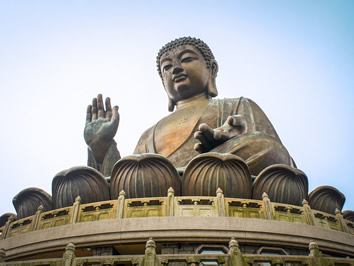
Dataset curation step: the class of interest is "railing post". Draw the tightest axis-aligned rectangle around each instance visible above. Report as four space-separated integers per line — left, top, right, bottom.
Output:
71 196 81 224
62 242 75 266
335 208 349 233
0 248 5 262
302 199 315 226
228 238 245 266
143 238 158 266
1 215 15 240
262 192 273 220
32 205 44 231
117 190 126 219
167 187 175 216
308 241 325 266
216 188 226 217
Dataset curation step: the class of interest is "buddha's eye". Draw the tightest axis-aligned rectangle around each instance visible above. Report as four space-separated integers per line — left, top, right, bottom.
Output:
181 56 195 63
162 64 172 72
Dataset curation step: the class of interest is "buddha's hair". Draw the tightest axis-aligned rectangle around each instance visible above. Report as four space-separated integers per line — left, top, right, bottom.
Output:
156 37 215 80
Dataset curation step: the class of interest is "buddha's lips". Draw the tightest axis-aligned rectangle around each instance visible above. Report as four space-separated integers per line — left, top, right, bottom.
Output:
173 74 187 82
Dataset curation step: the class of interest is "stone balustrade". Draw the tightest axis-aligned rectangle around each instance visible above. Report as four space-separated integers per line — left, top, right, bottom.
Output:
0 239 353 265
1 188 353 240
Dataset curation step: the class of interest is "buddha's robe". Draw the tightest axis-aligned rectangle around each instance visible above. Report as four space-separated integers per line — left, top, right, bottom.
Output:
134 97 292 175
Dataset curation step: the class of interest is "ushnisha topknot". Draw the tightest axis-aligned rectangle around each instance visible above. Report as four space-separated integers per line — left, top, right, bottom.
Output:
156 37 215 80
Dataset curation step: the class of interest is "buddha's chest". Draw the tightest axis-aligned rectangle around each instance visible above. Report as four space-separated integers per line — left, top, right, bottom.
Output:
154 105 209 158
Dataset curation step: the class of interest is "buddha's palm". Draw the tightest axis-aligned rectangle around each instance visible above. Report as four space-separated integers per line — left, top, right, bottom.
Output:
194 115 247 153
84 94 119 163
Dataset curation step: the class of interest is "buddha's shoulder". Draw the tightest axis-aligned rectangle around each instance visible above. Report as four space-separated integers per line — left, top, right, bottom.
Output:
206 98 265 119
210 97 256 104
210 97 261 108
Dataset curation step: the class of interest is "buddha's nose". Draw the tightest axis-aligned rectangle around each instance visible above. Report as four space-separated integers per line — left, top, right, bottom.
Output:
172 64 183 74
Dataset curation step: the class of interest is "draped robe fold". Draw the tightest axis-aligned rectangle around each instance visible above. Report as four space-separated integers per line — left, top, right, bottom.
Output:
134 97 292 175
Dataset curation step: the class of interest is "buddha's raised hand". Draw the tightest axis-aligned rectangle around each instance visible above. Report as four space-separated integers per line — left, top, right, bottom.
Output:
84 94 119 163
194 115 247 153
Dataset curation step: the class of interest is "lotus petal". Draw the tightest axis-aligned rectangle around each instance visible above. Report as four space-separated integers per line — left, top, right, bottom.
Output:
110 153 181 198
342 210 354 222
308 186 345 215
252 164 308 206
52 166 110 208
13 188 52 219
182 152 252 198
0 213 16 227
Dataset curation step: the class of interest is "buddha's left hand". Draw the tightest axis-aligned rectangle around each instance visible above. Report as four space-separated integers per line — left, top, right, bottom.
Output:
194 115 247 153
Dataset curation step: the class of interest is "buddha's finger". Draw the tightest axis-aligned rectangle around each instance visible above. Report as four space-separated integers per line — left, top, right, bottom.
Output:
110 105 119 128
227 116 236 126
111 106 119 124
86 105 92 124
198 123 215 142
97 94 104 118
228 115 246 129
194 143 207 154
105 97 112 119
227 116 243 127
194 131 213 151
92 98 98 121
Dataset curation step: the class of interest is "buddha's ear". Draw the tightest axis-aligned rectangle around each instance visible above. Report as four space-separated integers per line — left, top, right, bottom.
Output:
211 59 218 78
168 97 175 112
207 60 218 97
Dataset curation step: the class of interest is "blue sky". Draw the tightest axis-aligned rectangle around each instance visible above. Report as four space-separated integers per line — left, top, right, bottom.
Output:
0 0 353 215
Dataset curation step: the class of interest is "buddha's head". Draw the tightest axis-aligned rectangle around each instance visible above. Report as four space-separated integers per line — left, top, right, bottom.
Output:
157 37 218 111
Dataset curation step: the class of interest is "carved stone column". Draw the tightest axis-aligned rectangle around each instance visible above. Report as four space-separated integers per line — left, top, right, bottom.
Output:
62 243 75 266
1 215 15 240
302 199 315 225
116 190 125 219
167 187 175 216
228 238 245 266
32 205 44 231
335 208 349 233
71 196 81 224
308 241 324 266
144 238 158 266
216 188 226 217
262 193 273 220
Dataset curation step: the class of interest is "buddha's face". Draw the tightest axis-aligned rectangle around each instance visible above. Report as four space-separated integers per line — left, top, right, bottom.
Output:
160 45 210 103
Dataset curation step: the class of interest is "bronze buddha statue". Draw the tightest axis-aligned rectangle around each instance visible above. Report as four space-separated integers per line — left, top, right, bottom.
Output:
8 37 346 217
84 37 293 177
1 34 351 261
